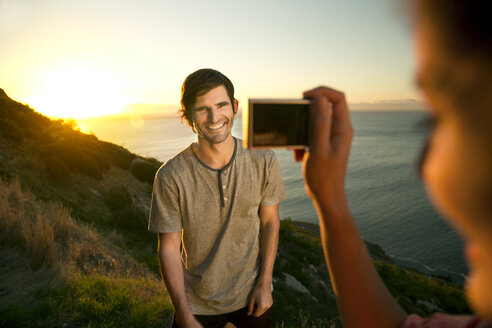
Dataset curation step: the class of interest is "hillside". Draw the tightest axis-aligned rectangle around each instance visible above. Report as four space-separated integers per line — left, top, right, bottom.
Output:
0 89 471 327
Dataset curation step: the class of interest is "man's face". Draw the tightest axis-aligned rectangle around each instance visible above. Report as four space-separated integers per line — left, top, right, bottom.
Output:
192 85 238 145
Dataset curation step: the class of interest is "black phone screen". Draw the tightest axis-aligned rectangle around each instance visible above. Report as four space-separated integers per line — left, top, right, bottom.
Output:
252 103 309 147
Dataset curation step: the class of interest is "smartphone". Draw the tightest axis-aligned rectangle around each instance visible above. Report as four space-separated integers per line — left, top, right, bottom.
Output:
243 99 310 149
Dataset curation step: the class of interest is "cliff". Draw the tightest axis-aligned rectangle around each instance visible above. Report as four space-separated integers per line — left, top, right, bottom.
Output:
0 89 470 327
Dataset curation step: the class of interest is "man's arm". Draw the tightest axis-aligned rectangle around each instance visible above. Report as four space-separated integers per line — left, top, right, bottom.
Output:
301 87 406 328
248 204 280 317
158 232 203 328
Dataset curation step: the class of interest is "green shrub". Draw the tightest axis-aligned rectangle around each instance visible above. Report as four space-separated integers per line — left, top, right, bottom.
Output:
113 205 148 232
0 118 24 141
44 156 70 181
101 142 133 170
43 141 103 179
92 151 111 172
80 158 103 179
130 158 160 184
23 127 41 139
104 186 132 211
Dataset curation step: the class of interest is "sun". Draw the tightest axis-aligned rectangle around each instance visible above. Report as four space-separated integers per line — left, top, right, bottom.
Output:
29 65 129 119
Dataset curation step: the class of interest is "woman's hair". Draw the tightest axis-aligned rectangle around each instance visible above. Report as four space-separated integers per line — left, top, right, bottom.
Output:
180 69 235 128
417 0 491 58
415 0 492 130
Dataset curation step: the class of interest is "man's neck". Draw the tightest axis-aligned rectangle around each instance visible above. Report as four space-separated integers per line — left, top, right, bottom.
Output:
194 136 236 170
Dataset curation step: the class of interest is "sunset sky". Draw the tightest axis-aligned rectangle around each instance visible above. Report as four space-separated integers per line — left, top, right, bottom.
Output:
0 0 421 119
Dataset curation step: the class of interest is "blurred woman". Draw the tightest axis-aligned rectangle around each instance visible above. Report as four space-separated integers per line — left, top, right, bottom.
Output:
299 0 492 327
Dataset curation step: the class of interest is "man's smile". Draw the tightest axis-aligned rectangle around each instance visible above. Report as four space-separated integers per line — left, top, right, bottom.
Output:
207 122 226 131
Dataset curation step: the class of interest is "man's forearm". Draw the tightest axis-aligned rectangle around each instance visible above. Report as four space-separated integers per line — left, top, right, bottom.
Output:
158 236 194 324
258 217 280 286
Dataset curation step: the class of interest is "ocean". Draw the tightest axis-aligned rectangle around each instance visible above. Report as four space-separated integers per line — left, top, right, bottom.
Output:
80 110 467 282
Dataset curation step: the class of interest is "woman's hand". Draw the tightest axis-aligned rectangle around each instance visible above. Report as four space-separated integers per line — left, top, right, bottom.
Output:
299 86 353 214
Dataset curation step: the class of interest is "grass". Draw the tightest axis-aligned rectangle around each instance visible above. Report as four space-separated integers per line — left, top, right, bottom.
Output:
0 275 173 328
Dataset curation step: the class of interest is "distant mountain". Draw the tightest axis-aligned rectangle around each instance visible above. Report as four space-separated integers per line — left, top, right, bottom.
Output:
349 99 426 110
82 103 181 121
122 103 180 117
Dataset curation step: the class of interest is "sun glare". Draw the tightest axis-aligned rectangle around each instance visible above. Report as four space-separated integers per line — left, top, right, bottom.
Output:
29 66 129 119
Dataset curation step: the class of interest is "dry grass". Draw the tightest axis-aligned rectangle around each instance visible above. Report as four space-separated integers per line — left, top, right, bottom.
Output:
0 178 172 327
0 178 153 276
0 179 72 270
28 213 56 269
0 178 158 304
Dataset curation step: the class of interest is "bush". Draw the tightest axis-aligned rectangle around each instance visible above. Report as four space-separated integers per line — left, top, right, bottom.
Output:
113 205 147 232
0 118 24 141
102 142 133 169
44 156 70 181
130 158 160 184
80 158 103 179
43 141 103 179
104 186 133 211
23 127 41 140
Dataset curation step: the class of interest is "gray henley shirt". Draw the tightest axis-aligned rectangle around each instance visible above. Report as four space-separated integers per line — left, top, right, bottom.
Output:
148 138 285 315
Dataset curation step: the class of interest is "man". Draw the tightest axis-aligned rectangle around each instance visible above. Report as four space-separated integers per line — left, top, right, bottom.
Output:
149 68 285 328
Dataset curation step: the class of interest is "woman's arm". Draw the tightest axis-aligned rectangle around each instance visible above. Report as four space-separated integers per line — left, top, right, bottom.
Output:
301 87 407 328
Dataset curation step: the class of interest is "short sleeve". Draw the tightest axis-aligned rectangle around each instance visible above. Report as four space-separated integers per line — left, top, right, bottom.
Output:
260 152 285 206
148 168 182 233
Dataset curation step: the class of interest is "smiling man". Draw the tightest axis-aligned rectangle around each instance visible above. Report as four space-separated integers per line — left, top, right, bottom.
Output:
149 69 285 328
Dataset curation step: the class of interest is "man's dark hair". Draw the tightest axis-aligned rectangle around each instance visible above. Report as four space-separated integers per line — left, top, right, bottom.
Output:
180 69 235 128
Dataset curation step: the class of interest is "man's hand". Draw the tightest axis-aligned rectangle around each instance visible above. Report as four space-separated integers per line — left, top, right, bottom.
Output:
247 283 273 317
176 313 203 328
299 86 353 214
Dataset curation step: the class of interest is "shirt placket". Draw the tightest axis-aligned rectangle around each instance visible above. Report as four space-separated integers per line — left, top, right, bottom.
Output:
217 167 233 208
217 169 225 207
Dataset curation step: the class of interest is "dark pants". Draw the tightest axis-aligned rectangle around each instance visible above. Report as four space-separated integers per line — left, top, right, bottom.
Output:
171 306 275 328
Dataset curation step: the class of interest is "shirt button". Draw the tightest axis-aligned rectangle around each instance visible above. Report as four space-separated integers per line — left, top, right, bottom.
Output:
224 197 228 201
223 185 226 188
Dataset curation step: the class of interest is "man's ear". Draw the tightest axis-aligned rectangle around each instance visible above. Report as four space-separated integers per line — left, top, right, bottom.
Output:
233 99 239 114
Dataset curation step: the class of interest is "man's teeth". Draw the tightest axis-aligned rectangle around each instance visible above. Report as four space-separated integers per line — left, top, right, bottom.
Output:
209 123 225 130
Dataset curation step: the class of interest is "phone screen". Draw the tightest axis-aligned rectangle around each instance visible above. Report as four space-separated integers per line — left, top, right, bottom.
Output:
251 102 310 147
